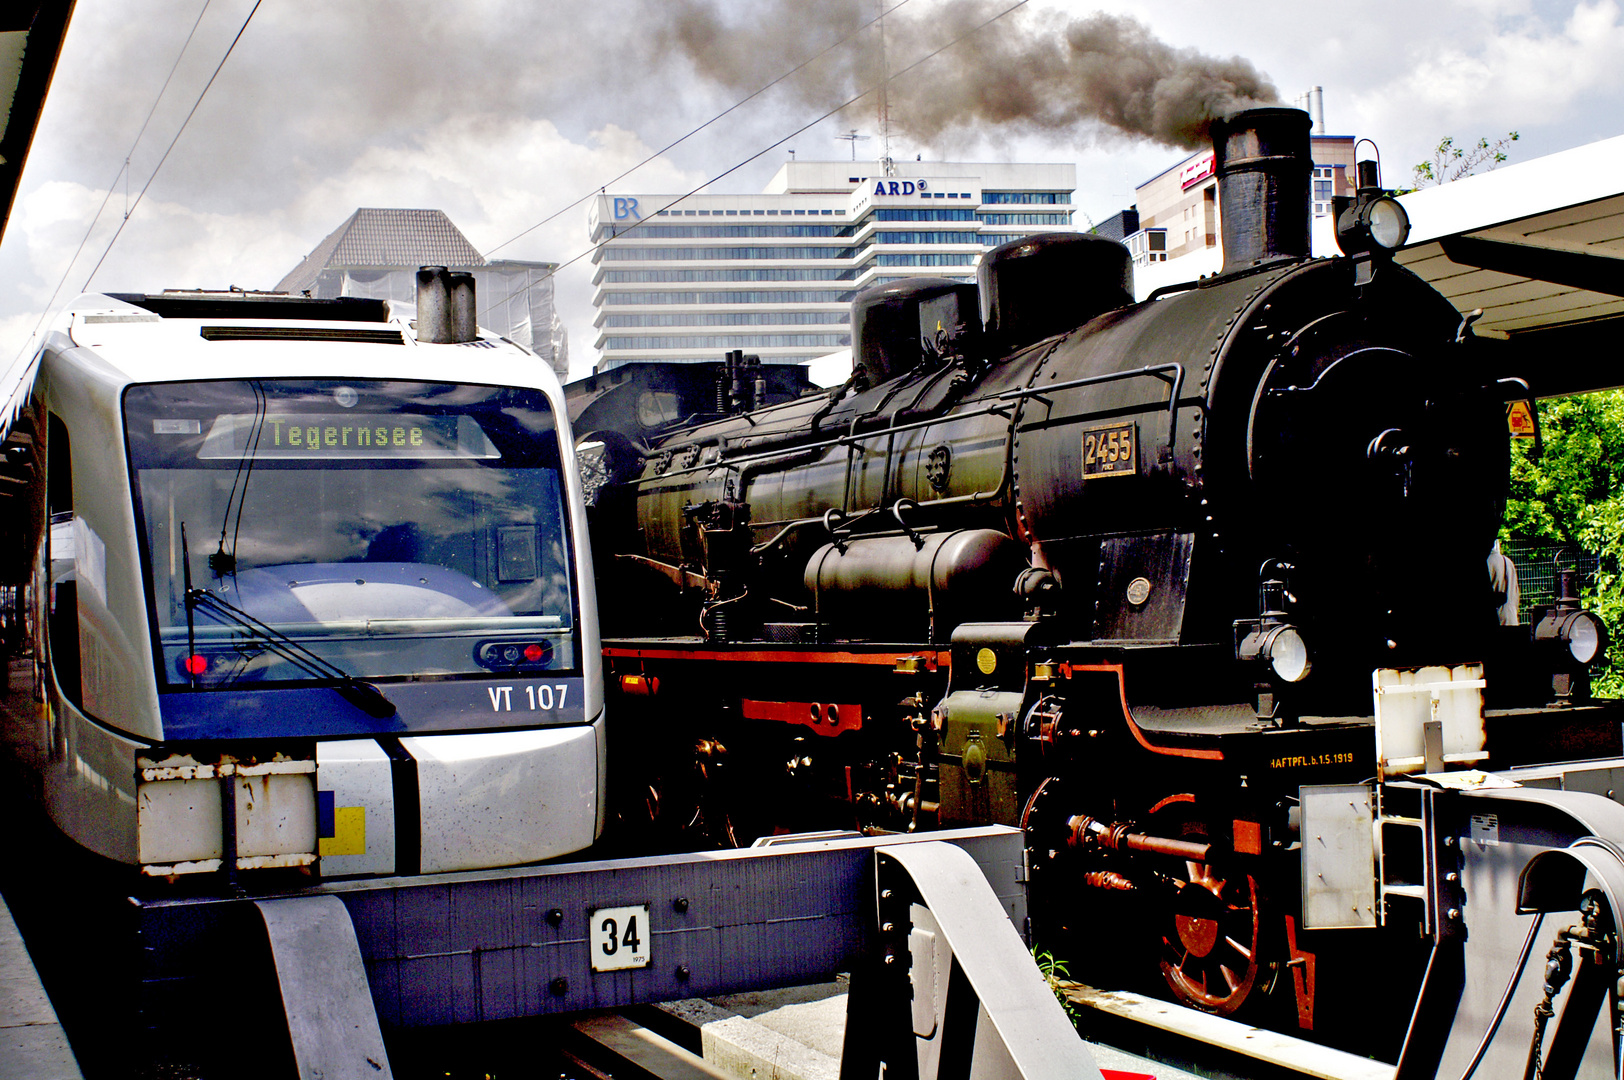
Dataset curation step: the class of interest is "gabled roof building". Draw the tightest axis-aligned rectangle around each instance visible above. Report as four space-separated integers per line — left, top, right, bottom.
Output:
277 208 567 377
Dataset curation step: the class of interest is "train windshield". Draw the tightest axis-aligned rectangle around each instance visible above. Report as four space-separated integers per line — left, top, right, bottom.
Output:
124 379 577 690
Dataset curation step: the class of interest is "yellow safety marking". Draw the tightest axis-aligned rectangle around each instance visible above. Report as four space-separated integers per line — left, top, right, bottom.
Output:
1507 400 1535 437
318 806 366 857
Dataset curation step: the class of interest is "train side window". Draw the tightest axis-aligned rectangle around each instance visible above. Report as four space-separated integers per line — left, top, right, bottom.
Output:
45 413 82 708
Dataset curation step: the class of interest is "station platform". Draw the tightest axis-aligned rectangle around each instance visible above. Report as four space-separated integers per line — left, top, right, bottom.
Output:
0 890 80 1079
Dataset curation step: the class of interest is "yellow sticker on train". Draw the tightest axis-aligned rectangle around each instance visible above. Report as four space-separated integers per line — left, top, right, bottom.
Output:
318 806 366 857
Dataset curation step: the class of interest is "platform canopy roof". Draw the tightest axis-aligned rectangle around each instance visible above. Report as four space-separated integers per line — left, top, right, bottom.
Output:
1394 134 1624 394
0 1 75 245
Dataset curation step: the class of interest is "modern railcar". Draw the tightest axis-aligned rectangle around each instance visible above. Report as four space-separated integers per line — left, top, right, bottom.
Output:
0 271 604 881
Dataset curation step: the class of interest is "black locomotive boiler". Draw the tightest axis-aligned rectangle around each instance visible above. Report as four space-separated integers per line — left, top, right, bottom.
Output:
566 108 1622 1038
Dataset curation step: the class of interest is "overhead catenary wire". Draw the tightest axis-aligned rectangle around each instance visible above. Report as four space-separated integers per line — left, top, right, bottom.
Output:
482 0 917 260
10 0 216 369
79 0 264 291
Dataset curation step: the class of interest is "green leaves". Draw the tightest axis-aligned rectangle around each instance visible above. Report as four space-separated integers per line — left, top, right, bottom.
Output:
1410 132 1520 189
1032 946 1081 1024
1504 391 1624 693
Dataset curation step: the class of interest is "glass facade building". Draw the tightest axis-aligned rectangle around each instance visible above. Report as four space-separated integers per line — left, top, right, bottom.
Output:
588 160 1076 370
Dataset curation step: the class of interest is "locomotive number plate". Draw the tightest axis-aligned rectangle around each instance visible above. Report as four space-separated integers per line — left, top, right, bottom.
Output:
1081 421 1137 478
590 904 652 972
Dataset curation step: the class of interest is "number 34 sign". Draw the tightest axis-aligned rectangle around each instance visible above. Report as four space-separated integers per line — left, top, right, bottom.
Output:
589 904 652 971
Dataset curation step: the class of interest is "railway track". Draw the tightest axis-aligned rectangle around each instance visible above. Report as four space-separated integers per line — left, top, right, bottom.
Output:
1061 983 1395 1080
548 982 1398 1080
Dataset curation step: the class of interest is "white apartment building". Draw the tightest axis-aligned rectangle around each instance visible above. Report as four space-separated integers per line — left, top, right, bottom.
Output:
1120 135 1358 296
587 160 1076 371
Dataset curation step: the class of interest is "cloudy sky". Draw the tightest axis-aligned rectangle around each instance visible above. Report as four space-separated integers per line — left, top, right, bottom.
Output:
2 0 1621 380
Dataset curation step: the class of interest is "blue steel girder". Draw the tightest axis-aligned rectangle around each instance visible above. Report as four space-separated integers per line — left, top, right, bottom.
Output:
135 826 1027 1032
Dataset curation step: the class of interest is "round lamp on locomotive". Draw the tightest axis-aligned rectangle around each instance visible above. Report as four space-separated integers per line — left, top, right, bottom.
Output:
1533 566 1609 701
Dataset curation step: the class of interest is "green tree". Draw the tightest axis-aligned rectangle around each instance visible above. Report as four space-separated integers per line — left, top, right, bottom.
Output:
1411 132 1520 189
1503 390 1624 693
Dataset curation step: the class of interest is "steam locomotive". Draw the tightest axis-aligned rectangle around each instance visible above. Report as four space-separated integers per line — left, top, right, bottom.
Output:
566 108 1622 1038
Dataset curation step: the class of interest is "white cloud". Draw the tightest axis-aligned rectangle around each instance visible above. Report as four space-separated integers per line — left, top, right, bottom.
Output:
0 111 702 376
1350 1 1624 167
6 0 1624 378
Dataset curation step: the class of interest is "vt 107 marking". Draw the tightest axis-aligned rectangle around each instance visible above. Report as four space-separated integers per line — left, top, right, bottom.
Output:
487 684 571 712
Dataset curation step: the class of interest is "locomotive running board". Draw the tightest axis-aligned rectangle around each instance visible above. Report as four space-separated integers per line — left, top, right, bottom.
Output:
132 826 1103 1080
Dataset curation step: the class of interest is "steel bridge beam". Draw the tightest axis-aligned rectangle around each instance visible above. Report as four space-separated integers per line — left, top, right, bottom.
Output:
135 826 1099 1078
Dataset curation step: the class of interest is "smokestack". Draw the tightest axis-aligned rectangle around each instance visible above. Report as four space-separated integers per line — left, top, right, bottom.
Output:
416 266 453 343
1212 107 1312 276
1312 86 1325 135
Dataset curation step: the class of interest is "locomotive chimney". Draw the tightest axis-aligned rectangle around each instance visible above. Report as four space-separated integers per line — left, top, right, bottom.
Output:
1212 107 1312 276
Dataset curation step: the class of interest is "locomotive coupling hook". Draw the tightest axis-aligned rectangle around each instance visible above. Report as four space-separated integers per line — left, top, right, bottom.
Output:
1067 814 1213 862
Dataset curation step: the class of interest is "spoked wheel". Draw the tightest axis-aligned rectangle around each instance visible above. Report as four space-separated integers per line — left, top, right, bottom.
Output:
1152 802 1270 1017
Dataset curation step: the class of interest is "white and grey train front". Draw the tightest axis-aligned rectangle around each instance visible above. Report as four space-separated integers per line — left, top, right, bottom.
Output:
9 281 604 880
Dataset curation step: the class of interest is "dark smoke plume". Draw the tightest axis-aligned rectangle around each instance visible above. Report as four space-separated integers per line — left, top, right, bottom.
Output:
650 2 1278 151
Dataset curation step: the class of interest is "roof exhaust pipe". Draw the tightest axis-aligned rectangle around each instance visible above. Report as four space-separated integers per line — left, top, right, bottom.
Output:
415 266 479 344
1212 106 1312 276
416 266 453 343
449 271 477 343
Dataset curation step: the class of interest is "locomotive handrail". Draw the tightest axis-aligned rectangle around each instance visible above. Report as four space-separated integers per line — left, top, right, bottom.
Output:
637 356 1144 492
636 397 1023 485
997 361 1186 450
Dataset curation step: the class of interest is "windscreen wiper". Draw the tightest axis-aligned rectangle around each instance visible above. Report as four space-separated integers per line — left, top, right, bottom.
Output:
184 587 397 719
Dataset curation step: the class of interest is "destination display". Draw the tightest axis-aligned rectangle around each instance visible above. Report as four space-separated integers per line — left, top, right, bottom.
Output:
196 412 499 460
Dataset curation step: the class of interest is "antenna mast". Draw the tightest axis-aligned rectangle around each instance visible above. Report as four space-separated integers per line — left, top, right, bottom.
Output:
877 0 894 176
835 129 870 160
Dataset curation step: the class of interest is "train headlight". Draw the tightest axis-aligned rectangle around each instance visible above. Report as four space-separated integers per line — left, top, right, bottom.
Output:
1237 622 1312 683
1365 197 1410 249
1535 609 1608 666
1265 626 1312 683
1337 195 1410 256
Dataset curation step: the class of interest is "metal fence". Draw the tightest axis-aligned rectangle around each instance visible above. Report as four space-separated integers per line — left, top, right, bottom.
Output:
1501 538 1601 624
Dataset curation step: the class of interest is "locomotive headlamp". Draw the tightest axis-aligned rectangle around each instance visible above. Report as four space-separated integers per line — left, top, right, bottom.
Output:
1532 567 1608 703
1533 569 1608 666
1336 152 1410 259
1264 625 1312 682
1364 197 1410 249
1235 561 1311 685
1338 196 1410 254
1557 611 1606 665
1336 192 1410 258
1238 623 1313 683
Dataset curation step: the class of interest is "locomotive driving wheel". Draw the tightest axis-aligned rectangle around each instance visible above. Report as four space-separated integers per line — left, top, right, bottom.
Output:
1151 800 1270 1017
